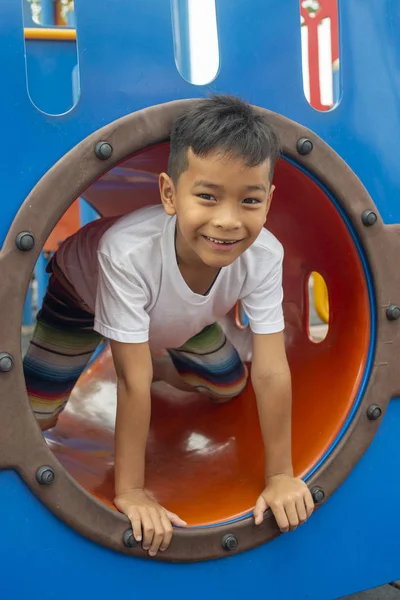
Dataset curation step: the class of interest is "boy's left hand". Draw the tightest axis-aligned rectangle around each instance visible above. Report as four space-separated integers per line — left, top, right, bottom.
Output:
253 474 314 532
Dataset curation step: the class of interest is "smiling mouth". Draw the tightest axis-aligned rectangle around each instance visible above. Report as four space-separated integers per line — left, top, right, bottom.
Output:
203 236 242 245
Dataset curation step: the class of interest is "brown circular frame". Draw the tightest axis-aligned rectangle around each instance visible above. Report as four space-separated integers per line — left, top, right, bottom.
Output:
0 100 399 562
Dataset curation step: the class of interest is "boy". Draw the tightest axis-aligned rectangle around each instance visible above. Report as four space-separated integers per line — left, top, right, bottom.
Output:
24 95 314 557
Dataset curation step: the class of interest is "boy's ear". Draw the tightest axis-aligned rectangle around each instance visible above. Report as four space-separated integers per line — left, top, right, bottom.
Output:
159 172 176 215
264 184 275 223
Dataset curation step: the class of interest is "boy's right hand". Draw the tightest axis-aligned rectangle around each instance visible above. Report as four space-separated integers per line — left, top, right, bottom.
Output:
114 489 187 556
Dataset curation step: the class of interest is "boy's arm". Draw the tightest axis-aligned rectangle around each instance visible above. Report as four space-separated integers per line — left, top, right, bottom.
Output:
110 340 187 556
251 331 314 531
111 340 153 494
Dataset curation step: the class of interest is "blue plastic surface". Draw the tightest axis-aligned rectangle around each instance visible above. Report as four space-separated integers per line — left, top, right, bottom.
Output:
24 36 78 115
2 400 400 600
22 283 34 327
39 0 54 27
1 1 400 598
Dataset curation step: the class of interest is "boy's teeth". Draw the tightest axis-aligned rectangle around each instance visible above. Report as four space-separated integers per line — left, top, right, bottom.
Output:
207 236 235 244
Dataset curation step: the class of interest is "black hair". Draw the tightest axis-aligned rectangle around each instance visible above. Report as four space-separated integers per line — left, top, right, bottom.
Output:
168 95 281 184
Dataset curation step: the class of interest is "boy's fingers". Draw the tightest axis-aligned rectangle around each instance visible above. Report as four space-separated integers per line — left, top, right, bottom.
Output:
159 512 174 551
271 504 289 533
284 501 299 531
148 510 164 556
295 497 308 525
304 489 315 517
253 496 268 525
165 510 187 527
129 511 143 542
140 509 155 550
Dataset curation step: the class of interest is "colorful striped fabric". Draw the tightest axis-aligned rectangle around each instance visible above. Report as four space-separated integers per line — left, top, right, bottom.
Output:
23 272 102 429
167 323 248 401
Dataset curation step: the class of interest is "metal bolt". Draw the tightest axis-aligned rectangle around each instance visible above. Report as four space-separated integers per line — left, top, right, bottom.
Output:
36 466 55 486
95 141 113 160
0 353 13 372
221 534 238 552
367 404 382 421
16 232 35 251
386 305 400 321
296 138 313 156
361 210 377 227
123 529 138 548
311 487 325 504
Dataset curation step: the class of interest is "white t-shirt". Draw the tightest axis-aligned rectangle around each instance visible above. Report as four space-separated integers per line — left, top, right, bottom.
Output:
57 205 284 350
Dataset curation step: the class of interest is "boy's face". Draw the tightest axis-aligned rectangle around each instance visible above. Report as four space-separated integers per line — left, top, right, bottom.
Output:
159 149 275 269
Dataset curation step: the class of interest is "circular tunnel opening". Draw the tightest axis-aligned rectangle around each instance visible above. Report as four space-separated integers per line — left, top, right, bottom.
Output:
25 141 371 527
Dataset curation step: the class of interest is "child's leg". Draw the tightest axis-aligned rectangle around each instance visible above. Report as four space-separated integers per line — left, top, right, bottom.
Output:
165 323 249 403
23 273 102 430
152 354 195 393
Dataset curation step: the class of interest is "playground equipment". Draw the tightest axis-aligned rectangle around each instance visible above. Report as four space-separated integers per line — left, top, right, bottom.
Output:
1 1 400 599
21 16 96 324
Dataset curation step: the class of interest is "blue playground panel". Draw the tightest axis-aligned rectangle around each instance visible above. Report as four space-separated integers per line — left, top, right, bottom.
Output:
2 1 400 598
21 14 96 322
24 37 77 115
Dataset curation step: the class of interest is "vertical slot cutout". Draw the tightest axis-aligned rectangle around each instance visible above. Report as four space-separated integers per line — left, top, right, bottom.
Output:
171 0 220 85
22 0 80 114
300 0 340 111
308 272 329 342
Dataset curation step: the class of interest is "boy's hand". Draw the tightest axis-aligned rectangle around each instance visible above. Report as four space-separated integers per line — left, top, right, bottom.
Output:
253 474 314 532
115 489 187 556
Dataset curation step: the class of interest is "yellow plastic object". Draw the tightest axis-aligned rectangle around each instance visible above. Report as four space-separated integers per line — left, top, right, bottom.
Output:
313 271 329 323
24 27 76 41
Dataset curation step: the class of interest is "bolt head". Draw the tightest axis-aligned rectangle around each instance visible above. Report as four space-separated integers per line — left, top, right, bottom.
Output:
367 404 382 421
386 305 400 321
297 138 313 156
222 534 238 551
36 466 55 485
123 529 138 548
361 210 377 227
0 353 13 372
311 487 325 504
16 232 35 251
95 141 113 160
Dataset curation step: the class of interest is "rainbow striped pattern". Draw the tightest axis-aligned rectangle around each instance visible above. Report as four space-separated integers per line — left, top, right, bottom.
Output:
167 323 248 401
23 274 102 429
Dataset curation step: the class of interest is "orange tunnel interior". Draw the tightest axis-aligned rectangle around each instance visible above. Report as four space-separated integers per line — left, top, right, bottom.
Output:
42 143 371 526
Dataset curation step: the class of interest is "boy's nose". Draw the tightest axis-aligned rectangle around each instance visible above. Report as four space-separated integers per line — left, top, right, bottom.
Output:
212 207 241 230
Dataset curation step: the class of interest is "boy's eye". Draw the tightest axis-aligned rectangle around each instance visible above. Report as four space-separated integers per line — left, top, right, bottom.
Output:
242 197 261 205
198 193 216 201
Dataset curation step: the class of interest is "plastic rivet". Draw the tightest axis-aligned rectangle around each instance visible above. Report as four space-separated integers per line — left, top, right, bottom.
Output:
386 305 400 321
296 138 313 156
367 404 382 421
123 529 138 548
36 466 55 486
311 487 325 504
16 232 35 251
0 353 13 372
95 141 113 160
221 534 238 552
361 210 377 227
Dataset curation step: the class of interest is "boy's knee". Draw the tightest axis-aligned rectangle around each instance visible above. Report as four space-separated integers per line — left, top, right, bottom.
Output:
36 414 59 432
210 395 237 405
208 364 249 404
210 388 245 405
